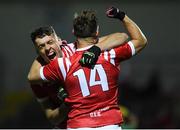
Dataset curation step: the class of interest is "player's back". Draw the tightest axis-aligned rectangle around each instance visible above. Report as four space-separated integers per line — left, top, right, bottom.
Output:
64 46 123 128
41 42 134 128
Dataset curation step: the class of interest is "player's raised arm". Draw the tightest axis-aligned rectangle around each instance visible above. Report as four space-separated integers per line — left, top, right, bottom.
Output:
106 6 147 54
78 12 130 68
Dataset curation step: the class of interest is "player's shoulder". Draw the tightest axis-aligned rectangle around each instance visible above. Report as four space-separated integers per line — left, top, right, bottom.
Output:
66 42 76 49
61 40 76 47
61 40 76 52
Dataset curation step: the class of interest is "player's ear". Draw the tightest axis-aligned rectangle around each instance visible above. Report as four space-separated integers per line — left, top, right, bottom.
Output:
72 29 74 35
95 25 99 36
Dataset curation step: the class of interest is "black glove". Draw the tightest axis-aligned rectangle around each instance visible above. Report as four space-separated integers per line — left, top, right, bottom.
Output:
57 87 68 101
79 45 101 69
106 6 125 21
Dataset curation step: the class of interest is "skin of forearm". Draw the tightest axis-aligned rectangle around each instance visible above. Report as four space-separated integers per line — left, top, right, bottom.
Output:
122 15 147 44
96 32 128 51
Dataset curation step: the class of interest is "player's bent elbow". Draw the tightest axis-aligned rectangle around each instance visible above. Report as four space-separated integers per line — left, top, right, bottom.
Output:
141 36 148 47
27 73 32 82
138 33 148 48
27 72 37 84
133 36 148 53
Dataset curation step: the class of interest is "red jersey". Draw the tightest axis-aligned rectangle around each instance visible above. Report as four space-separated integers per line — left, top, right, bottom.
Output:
30 41 76 128
61 41 76 58
40 41 135 128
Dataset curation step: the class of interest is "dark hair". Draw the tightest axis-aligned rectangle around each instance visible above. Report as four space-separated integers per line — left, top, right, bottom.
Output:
30 26 54 43
73 10 98 38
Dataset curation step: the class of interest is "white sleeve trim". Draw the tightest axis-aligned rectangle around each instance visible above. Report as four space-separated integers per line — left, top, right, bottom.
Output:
104 51 108 61
58 58 66 80
128 41 136 56
109 49 115 65
40 67 48 81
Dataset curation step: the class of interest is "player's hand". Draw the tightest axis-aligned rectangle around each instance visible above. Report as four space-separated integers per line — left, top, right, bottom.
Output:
106 6 125 21
57 86 68 101
79 45 101 69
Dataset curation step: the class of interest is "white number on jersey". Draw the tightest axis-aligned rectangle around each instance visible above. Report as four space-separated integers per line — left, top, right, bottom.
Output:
73 65 109 97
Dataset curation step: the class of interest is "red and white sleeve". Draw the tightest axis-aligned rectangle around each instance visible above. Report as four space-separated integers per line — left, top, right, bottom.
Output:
102 41 135 66
39 58 60 81
61 43 76 58
114 41 135 61
39 58 71 82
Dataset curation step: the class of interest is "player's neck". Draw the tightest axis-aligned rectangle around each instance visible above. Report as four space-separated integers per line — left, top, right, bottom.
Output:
76 37 98 48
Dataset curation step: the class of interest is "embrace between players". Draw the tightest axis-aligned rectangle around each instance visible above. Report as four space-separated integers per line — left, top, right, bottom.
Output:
28 6 147 130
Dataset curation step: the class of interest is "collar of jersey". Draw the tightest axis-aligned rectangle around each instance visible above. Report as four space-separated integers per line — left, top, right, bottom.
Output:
76 45 93 51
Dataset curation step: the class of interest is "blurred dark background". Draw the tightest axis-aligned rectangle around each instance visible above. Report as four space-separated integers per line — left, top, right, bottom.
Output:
0 0 180 128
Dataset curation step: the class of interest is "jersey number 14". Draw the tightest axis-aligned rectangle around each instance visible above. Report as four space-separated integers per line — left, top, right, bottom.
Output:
73 65 109 97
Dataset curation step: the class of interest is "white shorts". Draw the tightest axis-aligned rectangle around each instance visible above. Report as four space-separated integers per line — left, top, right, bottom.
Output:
67 125 122 130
